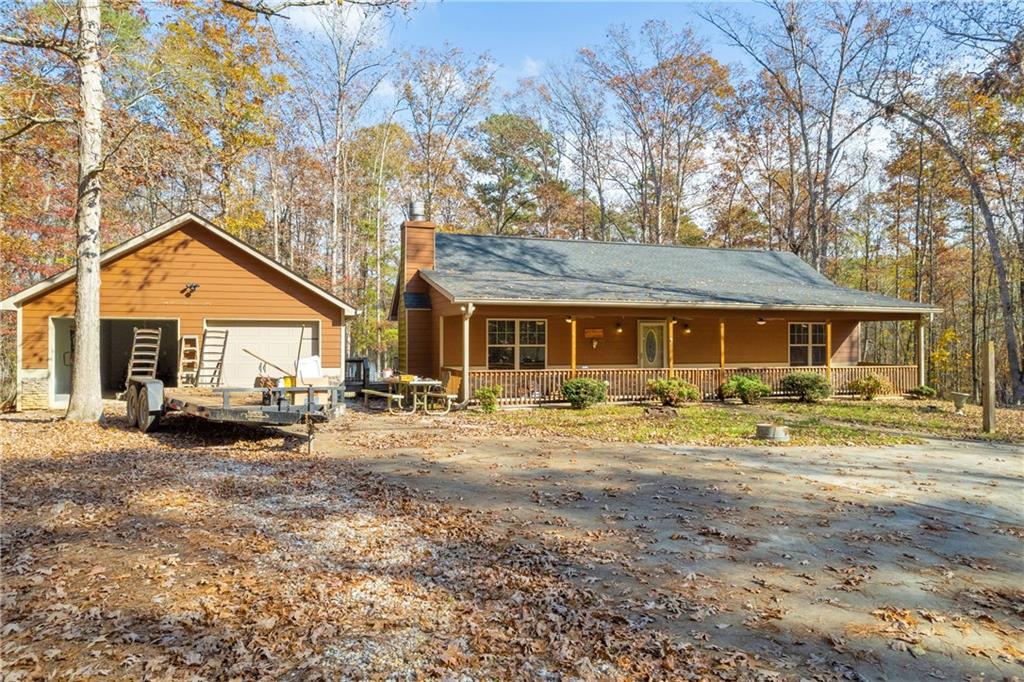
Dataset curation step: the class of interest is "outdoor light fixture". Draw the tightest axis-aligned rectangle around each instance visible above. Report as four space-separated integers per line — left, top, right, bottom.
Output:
682 324 691 335
756 317 767 326
183 282 200 297
615 321 623 333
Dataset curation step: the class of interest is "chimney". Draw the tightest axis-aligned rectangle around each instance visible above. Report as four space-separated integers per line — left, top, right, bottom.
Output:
401 200 436 292
398 201 436 375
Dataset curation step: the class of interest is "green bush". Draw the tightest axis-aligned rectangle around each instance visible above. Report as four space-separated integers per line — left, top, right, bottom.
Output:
847 373 892 400
561 377 607 409
720 374 771 404
647 378 701 406
474 385 502 413
907 384 937 400
779 371 832 402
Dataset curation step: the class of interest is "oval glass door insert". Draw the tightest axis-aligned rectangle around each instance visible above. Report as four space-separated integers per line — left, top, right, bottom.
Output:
644 329 658 363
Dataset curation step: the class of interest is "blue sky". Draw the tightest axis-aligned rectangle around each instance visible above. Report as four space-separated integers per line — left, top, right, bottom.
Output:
386 2 762 90
290 2 769 95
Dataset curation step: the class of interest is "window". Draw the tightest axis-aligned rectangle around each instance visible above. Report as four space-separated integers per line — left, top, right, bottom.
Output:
789 323 828 366
487 319 546 369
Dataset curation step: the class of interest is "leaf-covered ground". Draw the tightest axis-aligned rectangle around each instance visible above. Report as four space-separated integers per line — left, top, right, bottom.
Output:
758 399 1024 443
463 403 920 446
3 405 1022 681
2 410 785 681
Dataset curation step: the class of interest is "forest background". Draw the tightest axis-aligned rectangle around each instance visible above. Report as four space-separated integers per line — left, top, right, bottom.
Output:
1 0 1021 404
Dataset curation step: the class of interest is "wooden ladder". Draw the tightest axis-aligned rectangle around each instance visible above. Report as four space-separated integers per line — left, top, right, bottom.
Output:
178 335 200 387
196 328 229 387
125 327 162 386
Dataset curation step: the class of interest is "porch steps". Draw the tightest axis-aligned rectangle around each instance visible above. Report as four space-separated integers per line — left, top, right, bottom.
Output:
196 328 229 387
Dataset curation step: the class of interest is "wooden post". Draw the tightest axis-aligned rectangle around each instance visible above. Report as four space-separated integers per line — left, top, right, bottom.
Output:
667 317 675 377
718 319 726 389
438 315 444 379
461 303 474 402
916 317 927 387
983 340 996 433
825 320 832 384
570 317 577 376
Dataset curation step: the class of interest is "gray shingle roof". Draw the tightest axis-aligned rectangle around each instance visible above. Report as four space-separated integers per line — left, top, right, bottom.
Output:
422 233 937 312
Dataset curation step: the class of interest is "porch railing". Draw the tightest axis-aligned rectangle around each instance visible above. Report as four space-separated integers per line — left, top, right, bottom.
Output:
450 365 918 405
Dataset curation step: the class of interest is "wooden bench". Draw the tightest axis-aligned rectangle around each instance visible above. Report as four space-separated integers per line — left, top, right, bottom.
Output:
362 388 405 413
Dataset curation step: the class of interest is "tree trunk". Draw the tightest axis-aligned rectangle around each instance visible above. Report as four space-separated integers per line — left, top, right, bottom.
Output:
66 0 104 422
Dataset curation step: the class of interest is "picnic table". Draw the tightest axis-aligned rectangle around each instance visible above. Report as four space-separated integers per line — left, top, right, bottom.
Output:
388 377 443 413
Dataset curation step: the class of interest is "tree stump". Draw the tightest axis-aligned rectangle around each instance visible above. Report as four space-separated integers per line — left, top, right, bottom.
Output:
755 423 790 442
644 405 677 419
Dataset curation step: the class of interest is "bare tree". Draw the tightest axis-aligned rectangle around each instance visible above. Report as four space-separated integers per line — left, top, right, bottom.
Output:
703 0 897 270
537 65 613 239
854 1 1024 401
2 0 105 421
400 44 493 221
290 4 390 294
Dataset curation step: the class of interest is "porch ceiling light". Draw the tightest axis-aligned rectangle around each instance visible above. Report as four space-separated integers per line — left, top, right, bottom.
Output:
682 324 691 335
615 321 623 333
756 317 767 326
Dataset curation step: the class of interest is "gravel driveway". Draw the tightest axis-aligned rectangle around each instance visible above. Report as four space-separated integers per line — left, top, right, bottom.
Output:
326 414 1024 680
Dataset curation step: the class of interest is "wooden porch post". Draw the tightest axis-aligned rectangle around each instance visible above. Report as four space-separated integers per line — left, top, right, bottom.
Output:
667 317 675 378
982 340 996 433
825 319 832 384
916 316 926 387
438 315 444 379
718 319 726 388
570 316 577 376
461 303 474 402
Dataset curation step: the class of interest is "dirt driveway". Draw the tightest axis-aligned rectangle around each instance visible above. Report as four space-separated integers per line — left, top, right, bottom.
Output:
323 413 1024 681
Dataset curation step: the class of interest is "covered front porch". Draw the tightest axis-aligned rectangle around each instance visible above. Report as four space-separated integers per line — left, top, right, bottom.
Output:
432 305 928 405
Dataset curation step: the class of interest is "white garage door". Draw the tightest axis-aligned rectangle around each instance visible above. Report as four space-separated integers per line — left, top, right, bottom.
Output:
204 320 319 386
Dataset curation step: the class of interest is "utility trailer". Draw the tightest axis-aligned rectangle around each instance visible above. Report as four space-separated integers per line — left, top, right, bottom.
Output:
124 377 346 432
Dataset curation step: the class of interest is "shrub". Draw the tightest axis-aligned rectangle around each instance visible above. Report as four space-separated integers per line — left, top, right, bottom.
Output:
779 371 832 402
907 384 937 400
561 377 607 409
720 374 771 404
474 385 502 413
647 378 701 406
847 373 892 400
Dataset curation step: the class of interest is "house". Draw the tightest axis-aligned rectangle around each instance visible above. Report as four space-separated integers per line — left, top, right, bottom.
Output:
2 212 356 410
390 213 941 404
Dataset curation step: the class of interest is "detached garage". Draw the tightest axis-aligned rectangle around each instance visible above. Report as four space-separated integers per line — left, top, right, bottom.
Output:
1 212 356 410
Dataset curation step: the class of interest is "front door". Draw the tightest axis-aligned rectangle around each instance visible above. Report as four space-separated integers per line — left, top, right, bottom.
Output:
637 321 666 368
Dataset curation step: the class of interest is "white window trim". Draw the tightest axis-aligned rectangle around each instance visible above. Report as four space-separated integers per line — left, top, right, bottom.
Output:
486 318 548 370
788 322 828 367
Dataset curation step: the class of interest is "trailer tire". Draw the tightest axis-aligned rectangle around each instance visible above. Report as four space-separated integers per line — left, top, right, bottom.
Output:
125 384 139 425
135 383 159 433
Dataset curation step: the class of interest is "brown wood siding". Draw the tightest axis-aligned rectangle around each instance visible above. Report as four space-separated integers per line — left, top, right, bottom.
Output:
832 321 861 365
432 305 885 369
21 221 343 369
405 309 433 377
402 223 435 293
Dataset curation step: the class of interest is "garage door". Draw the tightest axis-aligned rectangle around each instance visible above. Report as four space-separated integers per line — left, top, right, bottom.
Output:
204 320 319 386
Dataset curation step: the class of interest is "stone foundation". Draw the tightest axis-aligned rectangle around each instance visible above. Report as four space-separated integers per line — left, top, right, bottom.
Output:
19 370 49 410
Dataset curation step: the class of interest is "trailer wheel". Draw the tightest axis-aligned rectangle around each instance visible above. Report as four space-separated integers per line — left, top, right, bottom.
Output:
125 384 139 424
134 383 159 433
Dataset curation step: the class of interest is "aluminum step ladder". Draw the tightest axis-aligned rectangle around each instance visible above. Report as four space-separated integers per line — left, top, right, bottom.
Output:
196 328 229 387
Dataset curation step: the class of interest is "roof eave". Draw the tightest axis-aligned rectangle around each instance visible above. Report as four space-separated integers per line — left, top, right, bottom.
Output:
423 295 941 315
